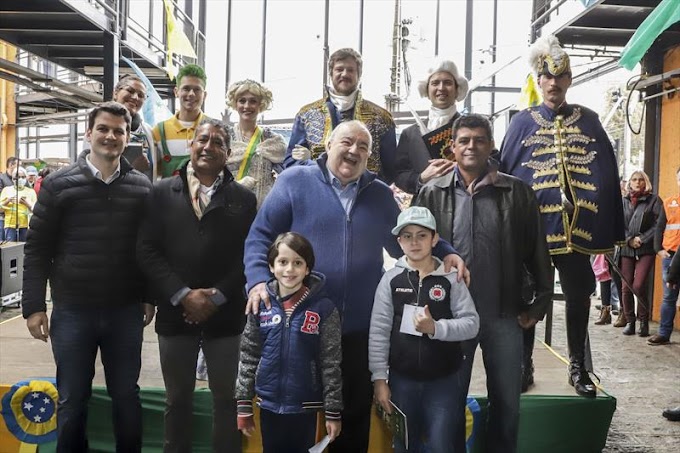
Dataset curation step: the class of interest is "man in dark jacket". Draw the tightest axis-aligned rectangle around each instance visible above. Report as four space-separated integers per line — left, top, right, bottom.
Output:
137 118 257 453
413 114 553 453
22 102 153 453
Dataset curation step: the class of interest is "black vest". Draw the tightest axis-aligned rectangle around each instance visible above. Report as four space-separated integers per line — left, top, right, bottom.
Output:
388 269 463 380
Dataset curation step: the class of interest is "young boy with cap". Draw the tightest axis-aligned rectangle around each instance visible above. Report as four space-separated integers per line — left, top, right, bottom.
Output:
369 206 479 453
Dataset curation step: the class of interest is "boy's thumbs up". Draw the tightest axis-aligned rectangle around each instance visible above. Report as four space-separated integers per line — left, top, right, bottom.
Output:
414 305 435 335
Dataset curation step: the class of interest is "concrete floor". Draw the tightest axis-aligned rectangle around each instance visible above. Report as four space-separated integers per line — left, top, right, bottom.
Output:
1 299 679 452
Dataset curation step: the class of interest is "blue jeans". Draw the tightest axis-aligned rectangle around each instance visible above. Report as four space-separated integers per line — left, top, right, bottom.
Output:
50 303 144 453
4 227 27 242
458 316 523 453
390 370 466 453
660 256 679 338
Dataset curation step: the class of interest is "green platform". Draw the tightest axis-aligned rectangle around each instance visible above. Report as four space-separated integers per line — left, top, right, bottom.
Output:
31 387 615 453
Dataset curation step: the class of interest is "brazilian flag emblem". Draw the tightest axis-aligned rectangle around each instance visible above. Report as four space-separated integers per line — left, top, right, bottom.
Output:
1 379 58 444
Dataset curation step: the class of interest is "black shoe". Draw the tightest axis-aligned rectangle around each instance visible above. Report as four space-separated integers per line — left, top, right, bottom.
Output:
662 407 680 421
638 321 649 337
622 322 636 336
568 367 596 398
521 361 534 393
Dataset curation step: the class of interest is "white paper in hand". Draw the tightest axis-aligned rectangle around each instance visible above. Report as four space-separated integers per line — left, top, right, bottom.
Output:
399 305 424 336
309 434 331 453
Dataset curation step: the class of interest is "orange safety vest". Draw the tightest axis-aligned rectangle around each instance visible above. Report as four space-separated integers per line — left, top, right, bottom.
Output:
662 195 680 252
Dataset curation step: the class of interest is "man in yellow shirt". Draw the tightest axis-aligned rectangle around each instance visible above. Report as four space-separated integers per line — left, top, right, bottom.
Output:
152 64 210 178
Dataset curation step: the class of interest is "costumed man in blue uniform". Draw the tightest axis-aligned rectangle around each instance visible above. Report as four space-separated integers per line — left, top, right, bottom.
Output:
283 48 397 184
500 35 624 398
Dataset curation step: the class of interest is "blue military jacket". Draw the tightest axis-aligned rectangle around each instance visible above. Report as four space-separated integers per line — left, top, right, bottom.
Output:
500 103 625 255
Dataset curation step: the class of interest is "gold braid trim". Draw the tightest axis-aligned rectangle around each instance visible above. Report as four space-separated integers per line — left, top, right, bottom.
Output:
566 164 592 175
523 157 557 171
565 134 595 146
530 110 554 129
571 180 597 191
567 150 597 165
563 146 588 155
523 136 554 147
572 227 593 241
530 145 587 157
576 199 598 213
531 146 558 157
540 204 563 213
532 179 561 191
562 107 582 126
534 168 559 178
547 234 567 243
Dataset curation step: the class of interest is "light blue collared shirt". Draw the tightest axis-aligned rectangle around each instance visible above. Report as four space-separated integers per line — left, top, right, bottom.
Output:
327 164 359 215
85 154 121 184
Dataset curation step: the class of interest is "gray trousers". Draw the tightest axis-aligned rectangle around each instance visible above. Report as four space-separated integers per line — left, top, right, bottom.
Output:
158 334 241 453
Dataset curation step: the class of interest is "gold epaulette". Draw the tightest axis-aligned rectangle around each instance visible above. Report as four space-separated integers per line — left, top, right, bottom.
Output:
298 98 327 114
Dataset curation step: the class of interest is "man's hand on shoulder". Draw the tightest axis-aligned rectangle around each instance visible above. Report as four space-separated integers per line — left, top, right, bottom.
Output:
443 254 470 286
246 282 269 315
291 145 311 161
27 312 49 342
181 289 218 324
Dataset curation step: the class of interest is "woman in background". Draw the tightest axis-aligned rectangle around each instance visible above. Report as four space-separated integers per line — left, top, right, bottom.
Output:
619 170 662 337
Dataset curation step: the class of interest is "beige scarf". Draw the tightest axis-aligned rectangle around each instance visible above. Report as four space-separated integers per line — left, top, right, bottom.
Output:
186 162 223 219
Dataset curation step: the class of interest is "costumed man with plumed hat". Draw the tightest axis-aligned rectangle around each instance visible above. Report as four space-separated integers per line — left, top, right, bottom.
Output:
394 58 469 194
499 35 624 398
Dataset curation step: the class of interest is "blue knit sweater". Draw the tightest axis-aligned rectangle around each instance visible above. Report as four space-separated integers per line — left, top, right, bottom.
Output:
245 156 455 334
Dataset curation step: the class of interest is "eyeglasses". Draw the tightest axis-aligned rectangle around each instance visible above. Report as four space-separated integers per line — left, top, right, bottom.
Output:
122 86 147 100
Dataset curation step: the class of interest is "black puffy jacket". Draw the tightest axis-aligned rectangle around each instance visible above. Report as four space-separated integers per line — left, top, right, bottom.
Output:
22 151 152 318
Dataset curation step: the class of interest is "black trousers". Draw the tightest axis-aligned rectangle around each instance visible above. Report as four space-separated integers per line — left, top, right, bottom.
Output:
328 332 373 453
523 253 595 369
553 252 596 369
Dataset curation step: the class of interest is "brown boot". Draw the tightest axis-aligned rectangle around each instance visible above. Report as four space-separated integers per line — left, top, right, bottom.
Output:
613 311 627 327
594 306 611 325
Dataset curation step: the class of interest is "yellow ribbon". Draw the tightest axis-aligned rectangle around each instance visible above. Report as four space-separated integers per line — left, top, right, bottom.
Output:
237 127 262 180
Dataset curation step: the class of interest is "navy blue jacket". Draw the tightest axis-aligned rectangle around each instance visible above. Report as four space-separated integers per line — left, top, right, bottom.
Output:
235 273 343 419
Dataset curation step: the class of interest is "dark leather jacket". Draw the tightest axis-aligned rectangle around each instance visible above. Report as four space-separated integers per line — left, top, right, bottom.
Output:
621 193 663 258
413 170 553 320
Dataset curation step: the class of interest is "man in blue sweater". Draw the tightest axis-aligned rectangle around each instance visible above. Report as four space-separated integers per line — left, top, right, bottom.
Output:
244 120 468 453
